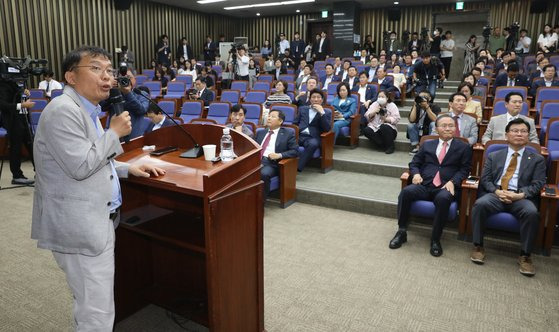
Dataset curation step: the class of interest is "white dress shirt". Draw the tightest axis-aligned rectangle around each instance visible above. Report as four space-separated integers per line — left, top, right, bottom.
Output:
236 55 250 76
436 138 453 156
262 128 280 157
319 38 325 52
358 85 367 103
38 79 63 97
279 40 290 54
497 147 524 191
152 116 167 131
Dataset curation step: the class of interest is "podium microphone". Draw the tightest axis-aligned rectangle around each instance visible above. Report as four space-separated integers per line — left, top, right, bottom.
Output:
108 88 130 143
133 88 203 158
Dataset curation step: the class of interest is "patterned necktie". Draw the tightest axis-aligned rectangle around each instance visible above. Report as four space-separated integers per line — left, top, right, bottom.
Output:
433 141 448 187
260 131 274 158
453 116 461 137
501 152 519 191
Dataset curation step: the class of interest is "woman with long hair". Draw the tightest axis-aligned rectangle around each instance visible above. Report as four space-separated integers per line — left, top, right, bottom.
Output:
463 35 480 74
537 24 558 53
331 82 356 142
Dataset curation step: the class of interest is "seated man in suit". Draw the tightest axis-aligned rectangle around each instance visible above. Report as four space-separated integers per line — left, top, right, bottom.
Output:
482 92 539 144
352 71 376 128
493 51 514 75
144 105 174 134
255 109 299 199
493 63 529 93
337 60 351 81
530 64 559 97
294 76 318 107
271 59 287 79
343 66 358 90
390 114 472 256
226 104 254 138
294 89 332 172
190 77 214 106
372 67 396 94
431 93 478 146
320 63 340 91
470 118 546 276
295 64 313 92
367 57 379 82
527 56 549 83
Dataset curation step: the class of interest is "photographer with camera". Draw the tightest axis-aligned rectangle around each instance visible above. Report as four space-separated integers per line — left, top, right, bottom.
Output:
413 51 444 99
407 91 440 154
363 90 400 154
235 47 250 81
0 77 35 185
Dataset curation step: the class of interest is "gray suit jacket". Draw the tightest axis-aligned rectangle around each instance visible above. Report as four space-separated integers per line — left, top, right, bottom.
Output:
481 114 539 145
31 86 129 255
432 112 478 145
480 147 546 204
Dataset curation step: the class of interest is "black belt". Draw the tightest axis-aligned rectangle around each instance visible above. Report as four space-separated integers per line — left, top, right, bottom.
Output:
110 208 120 221
498 186 519 193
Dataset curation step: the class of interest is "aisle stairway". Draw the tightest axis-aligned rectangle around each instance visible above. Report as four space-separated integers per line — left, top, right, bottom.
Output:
293 81 461 219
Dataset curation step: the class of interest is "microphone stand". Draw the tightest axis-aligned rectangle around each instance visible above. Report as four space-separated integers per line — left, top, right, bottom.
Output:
134 90 203 158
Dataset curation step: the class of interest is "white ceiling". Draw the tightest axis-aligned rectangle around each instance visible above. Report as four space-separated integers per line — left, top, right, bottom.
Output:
149 0 462 18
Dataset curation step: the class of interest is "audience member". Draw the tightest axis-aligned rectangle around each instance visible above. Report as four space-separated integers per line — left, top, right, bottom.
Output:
203 35 217 61
294 77 318 107
295 64 313 91
331 82 356 142
359 49 370 64
390 114 471 256
38 70 63 98
263 80 292 116
389 65 406 93
489 27 505 55
363 34 376 55
363 90 400 154
248 58 260 88
371 67 395 93
176 37 193 61
321 64 340 91
462 72 483 96
291 32 306 67
482 92 538 144
272 59 287 80
333 56 343 76
352 71 376 128
458 82 482 123
315 31 330 60
407 91 440 154
226 104 254 138
432 93 478 146
439 31 455 80
408 32 423 52
470 118 546 276
256 109 298 199
338 60 351 81
528 56 549 82
493 63 529 92
367 57 379 82
221 63 234 89
429 27 443 58
199 67 215 88
413 51 442 98
279 49 295 69
118 45 135 74
190 77 213 106
537 24 558 53
155 34 171 66
530 64 559 96
463 35 480 75
261 40 273 58
145 104 173 134
152 67 169 90
343 66 358 90
294 89 332 172
515 29 532 55
278 33 290 55
386 31 402 56
235 47 250 81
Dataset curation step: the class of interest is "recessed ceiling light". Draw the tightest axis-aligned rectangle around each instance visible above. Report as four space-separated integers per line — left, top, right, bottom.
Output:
224 0 314 10
296 9 300 13
256 13 261 16
394 1 399 4
197 0 227 4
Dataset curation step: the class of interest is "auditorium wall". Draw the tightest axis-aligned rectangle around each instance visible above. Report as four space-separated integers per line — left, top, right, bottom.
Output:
1 0 557 84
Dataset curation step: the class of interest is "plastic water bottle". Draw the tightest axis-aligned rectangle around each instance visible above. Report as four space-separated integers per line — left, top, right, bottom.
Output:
220 128 235 162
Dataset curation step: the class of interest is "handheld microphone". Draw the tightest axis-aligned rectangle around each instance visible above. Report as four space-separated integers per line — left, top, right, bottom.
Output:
133 88 203 158
108 88 129 143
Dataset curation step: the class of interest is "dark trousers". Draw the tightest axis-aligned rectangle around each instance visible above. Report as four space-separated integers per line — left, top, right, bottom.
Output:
363 125 397 150
261 157 279 200
298 134 319 172
5 115 34 178
471 194 539 254
397 184 455 241
235 74 249 81
440 57 452 79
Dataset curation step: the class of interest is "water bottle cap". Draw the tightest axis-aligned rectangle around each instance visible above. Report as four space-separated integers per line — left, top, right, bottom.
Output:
223 127 230 134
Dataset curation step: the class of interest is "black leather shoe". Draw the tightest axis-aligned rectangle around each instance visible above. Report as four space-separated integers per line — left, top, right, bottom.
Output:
389 231 407 249
430 241 443 257
11 176 34 185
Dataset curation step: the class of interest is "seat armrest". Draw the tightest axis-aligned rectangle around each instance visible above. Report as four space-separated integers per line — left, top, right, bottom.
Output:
400 171 410 190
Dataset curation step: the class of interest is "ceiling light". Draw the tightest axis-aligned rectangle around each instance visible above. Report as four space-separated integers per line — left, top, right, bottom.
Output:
394 1 399 4
296 9 301 13
224 0 314 10
197 0 227 4
256 13 261 16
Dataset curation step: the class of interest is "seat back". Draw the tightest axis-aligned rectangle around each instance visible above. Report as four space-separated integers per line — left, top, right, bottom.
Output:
540 100 559 123
257 74 274 82
327 82 340 96
244 90 267 104
142 69 155 78
176 75 194 88
207 102 231 124
230 81 248 95
545 117 559 152
50 89 64 99
535 87 559 111
494 86 527 100
142 81 162 98
241 103 263 126
166 82 186 97
211 65 222 78
492 99 529 116
279 74 295 82
179 101 203 123
135 75 148 86
483 140 541 164
29 99 48 111
157 100 176 116
477 77 489 86
220 90 241 105
252 81 271 92
270 104 296 124
30 112 41 133
29 89 45 99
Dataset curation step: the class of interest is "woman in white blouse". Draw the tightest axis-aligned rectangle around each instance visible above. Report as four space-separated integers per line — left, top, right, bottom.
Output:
388 64 406 93
178 61 197 80
537 24 558 53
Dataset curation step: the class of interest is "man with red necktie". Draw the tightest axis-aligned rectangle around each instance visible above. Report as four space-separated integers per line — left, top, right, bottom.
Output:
389 114 472 257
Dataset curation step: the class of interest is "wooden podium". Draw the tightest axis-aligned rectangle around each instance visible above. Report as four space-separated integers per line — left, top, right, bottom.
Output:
114 123 264 332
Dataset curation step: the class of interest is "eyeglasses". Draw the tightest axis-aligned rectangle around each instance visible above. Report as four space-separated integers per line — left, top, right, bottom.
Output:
71 65 117 76
509 129 529 134
437 124 456 129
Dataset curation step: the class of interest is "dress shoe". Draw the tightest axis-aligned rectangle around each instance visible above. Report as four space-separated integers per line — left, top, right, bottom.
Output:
389 230 407 249
430 241 443 257
470 246 485 264
385 146 395 154
11 176 34 185
518 256 535 276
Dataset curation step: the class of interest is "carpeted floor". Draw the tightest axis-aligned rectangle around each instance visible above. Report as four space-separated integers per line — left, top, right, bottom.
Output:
1 162 559 331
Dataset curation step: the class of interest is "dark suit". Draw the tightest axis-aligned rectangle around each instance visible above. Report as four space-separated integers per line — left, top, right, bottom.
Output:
315 38 330 60
155 41 171 66
530 78 559 97
352 84 376 124
398 139 472 241
144 117 174 134
176 44 193 61
0 79 34 179
372 77 395 93
408 39 423 52
271 67 287 80
196 88 214 106
472 147 546 254
255 127 299 198
290 39 306 65
493 73 529 93
320 75 340 91
294 106 332 171
343 76 358 90
203 40 218 61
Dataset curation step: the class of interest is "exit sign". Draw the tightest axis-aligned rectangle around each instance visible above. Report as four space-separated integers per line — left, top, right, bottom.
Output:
456 2 464 10
322 10 328 18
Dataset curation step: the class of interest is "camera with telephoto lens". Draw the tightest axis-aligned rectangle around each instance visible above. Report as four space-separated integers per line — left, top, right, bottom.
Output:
421 27 429 39
378 107 387 117
415 95 428 105
482 25 492 39
0 55 48 82
115 64 130 87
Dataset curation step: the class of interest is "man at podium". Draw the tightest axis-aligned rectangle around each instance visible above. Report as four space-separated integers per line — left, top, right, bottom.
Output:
31 46 165 331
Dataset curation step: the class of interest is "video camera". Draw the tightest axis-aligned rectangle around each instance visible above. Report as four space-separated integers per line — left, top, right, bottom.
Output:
482 25 492 39
420 27 429 39
115 63 130 87
415 95 428 105
0 55 48 82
